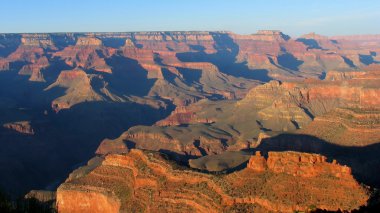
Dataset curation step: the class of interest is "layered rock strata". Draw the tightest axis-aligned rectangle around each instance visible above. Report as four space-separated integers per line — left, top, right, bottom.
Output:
56 149 368 213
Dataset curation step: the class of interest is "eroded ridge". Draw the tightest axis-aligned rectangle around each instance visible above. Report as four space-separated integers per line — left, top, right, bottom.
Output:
57 149 368 213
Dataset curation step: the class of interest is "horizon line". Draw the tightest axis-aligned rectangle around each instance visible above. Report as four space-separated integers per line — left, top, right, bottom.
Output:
1 30 380 38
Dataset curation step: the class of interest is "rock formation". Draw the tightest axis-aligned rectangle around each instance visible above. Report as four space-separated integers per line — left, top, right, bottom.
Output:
25 190 56 203
45 68 103 112
18 56 49 82
248 151 353 179
56 149 368 213
75 37 103 46
0 59 9 71
53 36 113 73
3 121 34 135
20 34 56 49
96 138 129 155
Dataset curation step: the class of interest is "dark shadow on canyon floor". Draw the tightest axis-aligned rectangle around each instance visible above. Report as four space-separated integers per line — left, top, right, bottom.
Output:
0 100 172 197
105 55 157 97
176 33 272 82
251 133 380 188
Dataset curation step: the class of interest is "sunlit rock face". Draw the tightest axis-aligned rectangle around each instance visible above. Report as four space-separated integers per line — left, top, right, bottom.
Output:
56 149 368 213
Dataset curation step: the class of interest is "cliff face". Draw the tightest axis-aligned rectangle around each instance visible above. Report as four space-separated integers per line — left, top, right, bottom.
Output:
248 151 352 178
56 149 368 213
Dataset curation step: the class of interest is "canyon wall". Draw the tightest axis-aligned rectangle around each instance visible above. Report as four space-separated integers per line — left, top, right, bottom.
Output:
56 149 368 213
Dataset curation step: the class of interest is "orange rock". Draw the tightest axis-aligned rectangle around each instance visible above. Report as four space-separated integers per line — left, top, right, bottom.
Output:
3 121 34 135
95 139 129 155
247 151 267 172
56 187 121 213
56 149 368 212
75 37 103 46
53 38 113 73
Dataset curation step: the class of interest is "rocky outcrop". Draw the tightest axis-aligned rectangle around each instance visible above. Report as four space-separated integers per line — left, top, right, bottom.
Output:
95 138 129 155
25 190 56 203
3 121 34 135
53 37 113 73
103 121 235 159
56 149 368 212
18 56 49 82
45 68 103 112
24 190 57 212
246 151 267 172
155 105 214 126
1 34 53 75
0 58 9 71
20 34 56 49
231 30 290 42
248 151 353 179
57 189 120 213
75 37 103 46
7 45 45 63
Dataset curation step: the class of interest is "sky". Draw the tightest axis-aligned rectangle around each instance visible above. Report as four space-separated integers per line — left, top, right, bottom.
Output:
1 0 380 36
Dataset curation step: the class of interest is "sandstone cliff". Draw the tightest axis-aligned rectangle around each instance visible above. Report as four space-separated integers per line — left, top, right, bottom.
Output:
248 151 352 179
56 149 368 213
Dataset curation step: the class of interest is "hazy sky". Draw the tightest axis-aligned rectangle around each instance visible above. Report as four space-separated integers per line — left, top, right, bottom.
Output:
1 0 379 36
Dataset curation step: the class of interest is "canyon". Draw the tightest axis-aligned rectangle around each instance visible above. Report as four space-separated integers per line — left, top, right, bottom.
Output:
0 30 379 212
